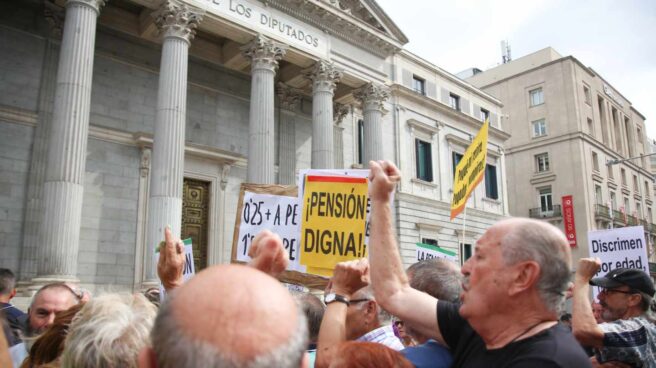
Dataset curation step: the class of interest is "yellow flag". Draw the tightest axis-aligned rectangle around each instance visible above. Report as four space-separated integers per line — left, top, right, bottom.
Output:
450 120 489 220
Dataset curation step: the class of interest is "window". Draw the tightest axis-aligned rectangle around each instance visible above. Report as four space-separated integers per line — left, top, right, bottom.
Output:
587 118 594 136
649 207 653 223
621 168 627 186
412 75 426 95
535 153 550 172
637 203 642 219
529 88 544 106
633 175 639 192
608 165 614 180
624 197 630 213
592 151 599 171
539 187 553 214
583 85 591 105
610 191 617 211
637 127 643 146
460 243 472 265
452 152 463 176
595 185 603 204
415 139 433 182
357 119 364 164
645 181 651 200
449 93 460 111
422 238 438 246
485 164 498 199
480 108 490 122
532 119 547 137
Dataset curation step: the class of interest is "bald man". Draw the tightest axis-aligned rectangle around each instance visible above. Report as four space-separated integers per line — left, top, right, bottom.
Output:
139 229 308 368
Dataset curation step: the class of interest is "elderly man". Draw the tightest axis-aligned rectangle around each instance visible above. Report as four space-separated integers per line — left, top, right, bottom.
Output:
366 160 590 367
9 282 81 367
138 228 309 368
315 259 403 368
572 260 656 366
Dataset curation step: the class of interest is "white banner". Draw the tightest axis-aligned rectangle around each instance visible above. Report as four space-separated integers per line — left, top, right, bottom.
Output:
416 242 457 262
587 226 649 299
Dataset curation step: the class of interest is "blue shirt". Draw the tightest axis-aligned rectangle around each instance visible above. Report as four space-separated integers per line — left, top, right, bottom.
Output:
402 339 453 368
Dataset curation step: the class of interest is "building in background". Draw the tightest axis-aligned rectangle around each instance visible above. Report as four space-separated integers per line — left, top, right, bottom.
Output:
0 0 507 293
467 47 655 272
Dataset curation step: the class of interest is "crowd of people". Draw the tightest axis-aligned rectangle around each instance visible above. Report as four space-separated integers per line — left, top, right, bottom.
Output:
1 160 655 367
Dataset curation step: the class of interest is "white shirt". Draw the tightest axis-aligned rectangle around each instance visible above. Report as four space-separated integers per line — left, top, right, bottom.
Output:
9 342 28 368
356 325 405 351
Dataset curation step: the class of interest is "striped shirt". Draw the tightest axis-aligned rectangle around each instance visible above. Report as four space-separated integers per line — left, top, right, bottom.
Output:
356 325 405 351
595 316 656 367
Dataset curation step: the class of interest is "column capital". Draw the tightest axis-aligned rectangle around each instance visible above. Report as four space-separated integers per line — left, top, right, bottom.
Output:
276 83 303 111
304 60 342 93
333 103 349 125
153 0 204 43
241 34 286 71
354 83 389 112
66 0 105 14
44 1 65 38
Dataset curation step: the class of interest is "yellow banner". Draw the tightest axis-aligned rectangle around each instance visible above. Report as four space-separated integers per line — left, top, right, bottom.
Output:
300 175 368 272
450 120 489 220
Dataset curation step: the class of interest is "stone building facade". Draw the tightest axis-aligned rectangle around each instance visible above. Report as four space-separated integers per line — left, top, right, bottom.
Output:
0 0 508 292
468 47 655 267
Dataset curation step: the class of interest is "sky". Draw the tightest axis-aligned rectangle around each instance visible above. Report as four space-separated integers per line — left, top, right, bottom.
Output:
376 0 656 140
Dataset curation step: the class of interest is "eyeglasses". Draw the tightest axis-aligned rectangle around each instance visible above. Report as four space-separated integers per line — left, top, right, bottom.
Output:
348 298 371 306
599 288 636 296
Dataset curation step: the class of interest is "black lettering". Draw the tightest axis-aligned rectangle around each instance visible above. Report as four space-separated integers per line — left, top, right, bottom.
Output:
273 205 281 225
304 228 316 252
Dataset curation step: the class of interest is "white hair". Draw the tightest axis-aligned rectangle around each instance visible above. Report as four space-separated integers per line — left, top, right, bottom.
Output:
60 293 157 368
353 286 392 324
151 291 308 368
500 220 571 316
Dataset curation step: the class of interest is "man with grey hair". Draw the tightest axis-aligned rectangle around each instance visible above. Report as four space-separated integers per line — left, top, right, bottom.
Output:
138 228 309 368
572 259 656 366
61 293 157 368
366 160 590 367
402 259 462 368
292 292 325 367
9 282 81 367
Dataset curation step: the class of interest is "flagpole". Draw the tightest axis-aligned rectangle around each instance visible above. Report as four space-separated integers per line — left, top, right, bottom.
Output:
462 197 467 249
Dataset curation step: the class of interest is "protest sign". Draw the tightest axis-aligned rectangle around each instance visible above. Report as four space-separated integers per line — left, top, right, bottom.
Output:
231 183 329 289
587 226 649 299
562 195 577 247
450 120 489 220
155 238 195 300
416 242 457 262
300 175 369 276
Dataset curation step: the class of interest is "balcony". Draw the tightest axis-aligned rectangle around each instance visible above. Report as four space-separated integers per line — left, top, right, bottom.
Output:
529 205 562 219
594 204 611 220
627 215 639 226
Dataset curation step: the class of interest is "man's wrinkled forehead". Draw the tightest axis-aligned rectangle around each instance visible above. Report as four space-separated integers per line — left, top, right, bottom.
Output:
32 286 78 309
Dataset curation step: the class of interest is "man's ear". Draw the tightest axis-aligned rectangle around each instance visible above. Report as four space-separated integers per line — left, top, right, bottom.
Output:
9 288 16 299
137 347 157 368
508 261 541 296
628 293 643 308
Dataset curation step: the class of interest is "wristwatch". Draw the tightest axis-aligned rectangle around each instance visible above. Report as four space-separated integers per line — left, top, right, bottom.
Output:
324 293 350 306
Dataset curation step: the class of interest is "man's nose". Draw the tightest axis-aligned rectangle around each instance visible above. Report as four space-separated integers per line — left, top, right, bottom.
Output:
46 312 56 327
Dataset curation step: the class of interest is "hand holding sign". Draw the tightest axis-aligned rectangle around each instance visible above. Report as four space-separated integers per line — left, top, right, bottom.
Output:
368 161 400 203
576 257 602 282
248 230 289 278
158 227 185 291
330 259 370 297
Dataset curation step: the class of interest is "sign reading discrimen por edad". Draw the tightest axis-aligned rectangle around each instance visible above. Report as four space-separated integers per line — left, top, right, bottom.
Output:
587 226 649 299
300 175 368 276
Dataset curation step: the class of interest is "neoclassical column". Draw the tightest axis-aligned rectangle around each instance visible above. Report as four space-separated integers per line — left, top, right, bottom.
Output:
143 0 203 286
33 0 105 285
242 35 286 184
354 83 389 163
304 61 342 169
19 2 64 287
276 83 301 185
333 103 349 169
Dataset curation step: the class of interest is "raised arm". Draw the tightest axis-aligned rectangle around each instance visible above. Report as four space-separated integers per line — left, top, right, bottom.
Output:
368 160 445 344
315 259 370 368
572 257 604 347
